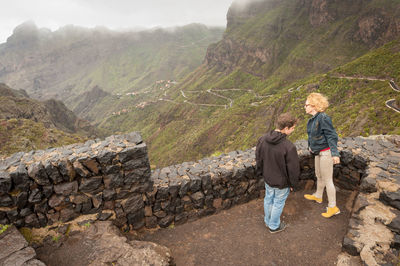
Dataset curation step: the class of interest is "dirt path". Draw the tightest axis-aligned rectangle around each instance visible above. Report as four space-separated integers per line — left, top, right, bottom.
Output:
134 189 355 266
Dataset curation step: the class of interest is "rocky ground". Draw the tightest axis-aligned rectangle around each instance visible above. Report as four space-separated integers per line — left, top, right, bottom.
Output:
33 187 357 266
133 188 358 266
0 225 45 265
35 221 173 266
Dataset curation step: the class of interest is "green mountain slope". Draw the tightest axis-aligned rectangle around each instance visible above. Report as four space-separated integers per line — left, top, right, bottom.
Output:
207 0 400 86
0 83 94 156
102 38 400 168
2 0 399 168
98 0 400 168
0 118 87 157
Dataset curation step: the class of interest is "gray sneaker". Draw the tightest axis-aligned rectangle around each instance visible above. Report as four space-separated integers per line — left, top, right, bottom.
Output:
269 222 287 233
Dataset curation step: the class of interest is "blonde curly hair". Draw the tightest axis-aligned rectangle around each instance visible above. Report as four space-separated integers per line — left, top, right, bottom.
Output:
307 93 329 112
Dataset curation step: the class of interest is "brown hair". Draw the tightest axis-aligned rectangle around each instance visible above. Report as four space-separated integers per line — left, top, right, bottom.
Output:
275 112 298 130
307 93 329 112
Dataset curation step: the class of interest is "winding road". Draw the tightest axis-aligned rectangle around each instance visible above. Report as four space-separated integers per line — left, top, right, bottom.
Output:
180 88 272 109
387 80 400 113
334 75 400 113
288 85 302 92
386 99 399 112
109 74 399 120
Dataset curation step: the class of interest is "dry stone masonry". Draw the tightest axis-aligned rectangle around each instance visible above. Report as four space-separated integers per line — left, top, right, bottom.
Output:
0 132 399 265
0 132 151 229
146 137 370 230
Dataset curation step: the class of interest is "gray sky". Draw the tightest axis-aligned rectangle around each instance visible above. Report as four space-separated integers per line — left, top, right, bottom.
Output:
0 0 235 43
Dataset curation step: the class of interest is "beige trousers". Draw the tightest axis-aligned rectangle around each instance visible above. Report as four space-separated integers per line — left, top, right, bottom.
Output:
314 150 336 207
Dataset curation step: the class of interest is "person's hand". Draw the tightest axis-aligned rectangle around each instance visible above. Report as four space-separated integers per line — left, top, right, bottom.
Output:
290 187 293 192
332 156 340 164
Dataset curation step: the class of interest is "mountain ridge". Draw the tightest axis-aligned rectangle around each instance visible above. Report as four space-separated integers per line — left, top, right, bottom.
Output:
0 22 225 103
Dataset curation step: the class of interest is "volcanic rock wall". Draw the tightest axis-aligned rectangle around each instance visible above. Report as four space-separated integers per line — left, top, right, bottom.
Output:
0 132 151 229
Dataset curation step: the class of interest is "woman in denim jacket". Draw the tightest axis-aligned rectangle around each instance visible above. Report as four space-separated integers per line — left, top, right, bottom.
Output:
303 93 341 218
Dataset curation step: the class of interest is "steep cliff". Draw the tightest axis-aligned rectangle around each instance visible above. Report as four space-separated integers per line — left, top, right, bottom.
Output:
205 0 400 81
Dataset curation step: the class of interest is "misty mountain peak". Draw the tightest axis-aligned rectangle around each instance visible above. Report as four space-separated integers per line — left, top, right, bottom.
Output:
6 20 51 47
13 20 38 33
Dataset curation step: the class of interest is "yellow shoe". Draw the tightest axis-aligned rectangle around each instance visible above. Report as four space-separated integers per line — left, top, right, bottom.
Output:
322 206 340 218
304 194 322 203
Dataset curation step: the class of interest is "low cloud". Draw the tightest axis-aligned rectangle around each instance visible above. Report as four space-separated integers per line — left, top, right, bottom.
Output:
0 0 235 43
231 0 266 10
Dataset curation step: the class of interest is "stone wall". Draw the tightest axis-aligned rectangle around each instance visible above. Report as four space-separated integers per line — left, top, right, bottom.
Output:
1 132 400 265
337 135 400 265
145 137 371 229
0 132 152 229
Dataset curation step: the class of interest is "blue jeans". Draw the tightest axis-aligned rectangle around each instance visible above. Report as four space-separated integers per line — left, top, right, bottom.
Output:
264 183 290 230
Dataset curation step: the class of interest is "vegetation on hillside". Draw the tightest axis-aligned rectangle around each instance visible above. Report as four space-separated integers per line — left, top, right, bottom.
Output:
99 38 400 168
1 0 400 169
0 118 87 157
0 83 94 157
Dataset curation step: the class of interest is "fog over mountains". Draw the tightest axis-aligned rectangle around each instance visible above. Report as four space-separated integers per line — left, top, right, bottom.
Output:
0 0 235 43
0 21 224 101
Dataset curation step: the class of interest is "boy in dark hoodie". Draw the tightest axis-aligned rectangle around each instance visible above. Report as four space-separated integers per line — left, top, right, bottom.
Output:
256 113 300 233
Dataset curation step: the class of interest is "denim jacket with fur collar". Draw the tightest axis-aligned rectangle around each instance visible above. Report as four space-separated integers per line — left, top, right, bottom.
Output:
307 112 340 157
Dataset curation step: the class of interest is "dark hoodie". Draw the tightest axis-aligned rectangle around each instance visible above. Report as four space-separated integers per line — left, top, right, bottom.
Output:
256 130 300 189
